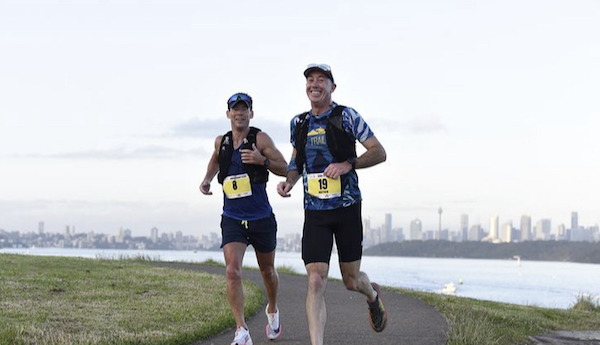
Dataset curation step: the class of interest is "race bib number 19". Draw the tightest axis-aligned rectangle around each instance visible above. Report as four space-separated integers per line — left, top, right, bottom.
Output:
307 173 341 199
223 174 252 199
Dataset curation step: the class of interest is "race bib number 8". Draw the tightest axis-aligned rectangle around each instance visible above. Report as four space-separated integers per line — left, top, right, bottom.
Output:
307 173 341 199
223 174 252 199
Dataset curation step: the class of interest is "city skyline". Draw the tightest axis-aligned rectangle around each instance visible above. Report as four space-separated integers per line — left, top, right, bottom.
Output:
3 208 597 241
1 1 599 238
3 209 597 255
365 210 599 243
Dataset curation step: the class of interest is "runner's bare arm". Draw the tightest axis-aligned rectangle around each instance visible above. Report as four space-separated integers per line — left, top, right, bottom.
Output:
324 135 387 179
199 136 221 195
277 148 300 197
356 135 386 169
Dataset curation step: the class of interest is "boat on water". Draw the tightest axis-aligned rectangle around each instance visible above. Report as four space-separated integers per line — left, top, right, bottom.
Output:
442 282 457 294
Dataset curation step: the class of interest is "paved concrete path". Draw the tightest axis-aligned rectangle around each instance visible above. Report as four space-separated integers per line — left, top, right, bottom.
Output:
151 262 449 345
529 331 600 344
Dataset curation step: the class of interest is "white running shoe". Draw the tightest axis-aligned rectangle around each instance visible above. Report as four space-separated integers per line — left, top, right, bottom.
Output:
231 327 253 345
265 305 282 340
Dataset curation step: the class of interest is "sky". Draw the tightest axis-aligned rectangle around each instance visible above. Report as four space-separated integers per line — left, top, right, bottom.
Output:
1 0 599 238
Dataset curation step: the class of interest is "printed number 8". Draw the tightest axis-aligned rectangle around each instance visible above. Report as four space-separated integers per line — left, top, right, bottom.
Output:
232 181 238 190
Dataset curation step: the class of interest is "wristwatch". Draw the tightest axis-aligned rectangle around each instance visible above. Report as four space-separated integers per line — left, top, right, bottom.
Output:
263 157 270 168
347 157 357 170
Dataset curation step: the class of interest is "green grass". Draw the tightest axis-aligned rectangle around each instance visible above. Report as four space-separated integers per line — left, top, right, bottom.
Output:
571 293 600 313
274 264 300 276
2 253 599 345
0 253 263 345
399 288 600 345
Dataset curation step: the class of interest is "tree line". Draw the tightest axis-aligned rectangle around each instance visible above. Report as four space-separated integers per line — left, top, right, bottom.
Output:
363 240 600 264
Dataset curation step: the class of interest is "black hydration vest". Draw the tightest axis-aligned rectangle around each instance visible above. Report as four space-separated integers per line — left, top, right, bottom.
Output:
217 127 269 184
293 105 357 174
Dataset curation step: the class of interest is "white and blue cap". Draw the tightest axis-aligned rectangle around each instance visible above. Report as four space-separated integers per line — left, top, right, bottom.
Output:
303 63 334 83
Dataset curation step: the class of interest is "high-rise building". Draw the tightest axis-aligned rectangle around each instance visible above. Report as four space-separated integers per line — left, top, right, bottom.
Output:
501 221 513 242
460 214 469 242
410 219 422 241
437 207 443 240
534 219 551 240
520 215 532 241
571 226 594 242
118 227 132 243
571 212 578 231
468 224 482 241
383 213 392 243
38 221 44 234
363 217 378 247
439 228 449 241
151 227 159 243
391 227 404 242
364 217 371 237
489 215 499 240
557 224 566 240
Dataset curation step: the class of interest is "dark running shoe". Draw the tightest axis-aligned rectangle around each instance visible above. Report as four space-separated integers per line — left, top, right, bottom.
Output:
368 282 388 332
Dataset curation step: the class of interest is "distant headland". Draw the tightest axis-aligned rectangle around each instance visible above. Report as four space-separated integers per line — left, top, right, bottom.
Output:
364 240 600 264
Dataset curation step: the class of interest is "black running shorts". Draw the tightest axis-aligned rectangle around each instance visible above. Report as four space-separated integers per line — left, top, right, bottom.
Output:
302 202 363 265
221 214 278 253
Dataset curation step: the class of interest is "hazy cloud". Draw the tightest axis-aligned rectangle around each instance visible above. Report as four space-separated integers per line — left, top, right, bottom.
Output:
370 113 447 135
15 146 207 160
170 118 226 139
0 199 212 235
406 114 447 134
170 117 290 143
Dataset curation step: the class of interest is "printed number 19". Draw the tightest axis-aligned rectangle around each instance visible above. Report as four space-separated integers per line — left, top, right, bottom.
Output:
319 178 328 190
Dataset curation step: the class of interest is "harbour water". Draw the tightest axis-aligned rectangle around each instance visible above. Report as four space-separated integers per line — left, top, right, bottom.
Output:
2 247 599 309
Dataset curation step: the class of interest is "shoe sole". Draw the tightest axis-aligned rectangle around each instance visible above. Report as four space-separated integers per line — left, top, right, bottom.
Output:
232 336 253 345
265 324 282 340
369 282 388 332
